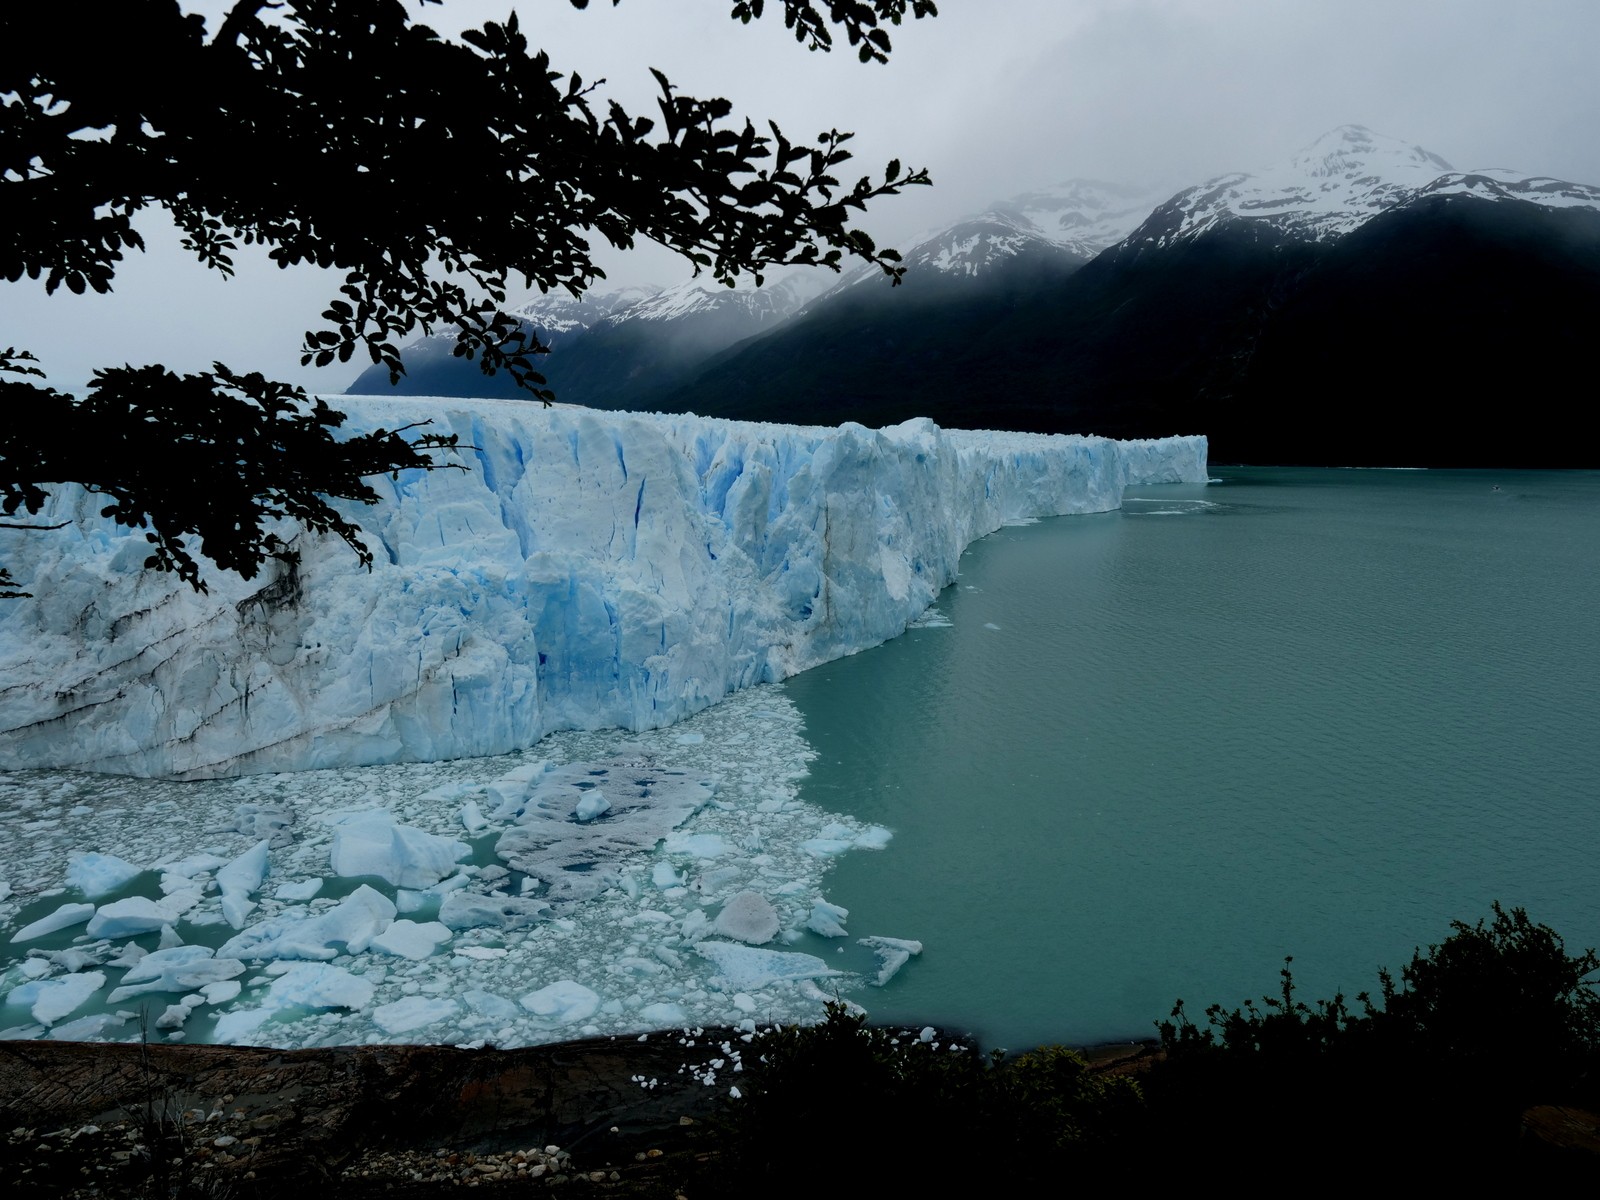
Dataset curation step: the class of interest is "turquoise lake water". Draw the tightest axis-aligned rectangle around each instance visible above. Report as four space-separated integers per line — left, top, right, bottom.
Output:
782 467 1600 1050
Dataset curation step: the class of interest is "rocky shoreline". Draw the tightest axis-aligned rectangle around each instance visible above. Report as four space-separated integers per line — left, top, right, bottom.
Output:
1 1030 1158 1196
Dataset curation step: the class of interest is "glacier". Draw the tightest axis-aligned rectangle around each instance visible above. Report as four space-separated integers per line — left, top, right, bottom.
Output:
0 399 1206 779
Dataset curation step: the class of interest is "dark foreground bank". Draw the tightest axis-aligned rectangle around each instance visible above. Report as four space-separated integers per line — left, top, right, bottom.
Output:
5 905 1599 1193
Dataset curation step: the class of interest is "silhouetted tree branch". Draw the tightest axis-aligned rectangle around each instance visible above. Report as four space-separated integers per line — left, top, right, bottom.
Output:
0 0 934 593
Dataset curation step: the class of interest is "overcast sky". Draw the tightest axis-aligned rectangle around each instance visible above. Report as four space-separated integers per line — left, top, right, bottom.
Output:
9 0 1600 393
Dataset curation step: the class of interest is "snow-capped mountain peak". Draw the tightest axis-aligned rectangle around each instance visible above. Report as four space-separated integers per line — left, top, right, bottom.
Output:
1121 124 1600 252
992 179 1172 257
825 179 1167 296
1128 125 1465 247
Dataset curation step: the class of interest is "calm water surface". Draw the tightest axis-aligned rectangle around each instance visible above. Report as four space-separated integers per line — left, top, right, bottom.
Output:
782 467 1600 1049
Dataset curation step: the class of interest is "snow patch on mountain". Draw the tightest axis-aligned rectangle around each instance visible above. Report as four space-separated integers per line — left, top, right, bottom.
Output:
505 285 664 338
828 179 1165 292
607 268 834 325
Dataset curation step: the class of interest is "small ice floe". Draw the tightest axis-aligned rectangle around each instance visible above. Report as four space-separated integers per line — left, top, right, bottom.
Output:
637 1001 687 1026
87 897 180 939
48 1012 125 1041
521 980 601 1026
693 943 843 991
216 839 271 930
107 946 245 1002
437 893 550 932
806 900 849 938
218 884 395 961
274 879 322 902
65 852 142 899
573 790 611 822
229 803 296 849
857 936 924 987
267 962 375 1010
462 989 520 1021
368 919 452 961
329 811 469 890
9 902 95 943
712 892 780 945
373 995 459 1035
496 760 715 903
8 971 106 1026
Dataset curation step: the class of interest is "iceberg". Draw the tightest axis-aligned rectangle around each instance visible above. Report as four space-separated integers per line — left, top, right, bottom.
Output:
0 401 1206 779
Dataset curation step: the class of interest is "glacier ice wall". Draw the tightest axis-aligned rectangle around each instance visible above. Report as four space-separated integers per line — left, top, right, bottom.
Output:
0 400 1206 779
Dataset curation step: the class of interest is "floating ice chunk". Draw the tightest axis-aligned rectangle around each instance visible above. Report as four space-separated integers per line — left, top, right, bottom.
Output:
212 1007 273 1043
712 892 780 945
267 963 375 1010
0 882 11 903
18 958 52 980
217 884 395 961
693 943 843 990
158 853 229 879
452 946 508 961
697 865 743 894
9 971 106 1026
231 802 295 847
806 900 850 938
369 920 452 960
573 790 611 822
858 936 923 986
651 863 684 890
10 902 95 943
798 837 853 857
217 840 270 901
674 732 705 745
87 897 178 939
680 910 710 941
107 946 246 1001
374 995 460 1034
107 942 147 970
200 980 242 1005
732 993 757 1013
462 989 520 1021
157 925 183 949
329 812 469 889
485 761 551 810
853 826 892 850
155 1001 194 1030
47 1012 123 1041
638 1001 687 1026
459 800 488 834
663 833 727 859
66 852 142 898
521 980 600 1025
274 879 322 902
437 892 550 932
497 760 715 903
216 839 271 930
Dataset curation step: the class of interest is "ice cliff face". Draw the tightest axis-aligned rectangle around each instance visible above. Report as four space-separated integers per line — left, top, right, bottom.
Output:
0 402 1206 779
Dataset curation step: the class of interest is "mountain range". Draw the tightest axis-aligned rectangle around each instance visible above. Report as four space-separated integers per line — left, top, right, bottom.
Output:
346 126 1600 466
